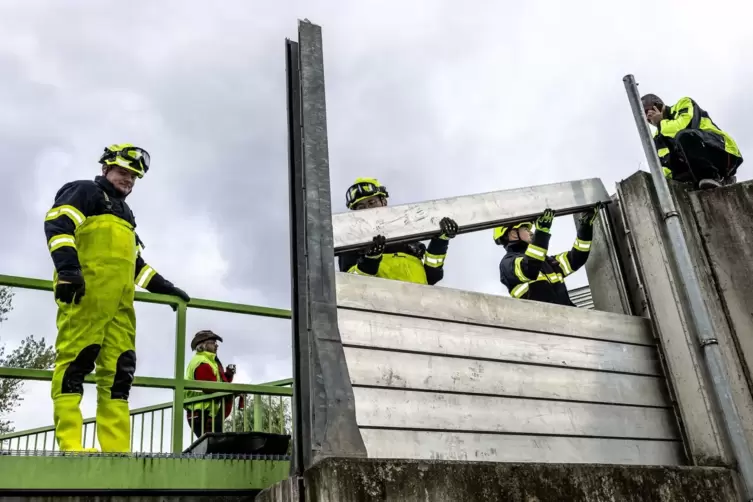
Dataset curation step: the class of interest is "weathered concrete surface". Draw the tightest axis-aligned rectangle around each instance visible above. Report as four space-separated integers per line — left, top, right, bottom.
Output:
691 182 753 396
257 458 738 502
613 172 753 473
617 172 728 466
2 496 256 501
580 197 633 315
668 180 753 458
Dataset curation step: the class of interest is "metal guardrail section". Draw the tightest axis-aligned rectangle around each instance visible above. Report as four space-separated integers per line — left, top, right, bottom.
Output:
0 274 292 454
0 385 292 454
335 272 683 465
332 178 612 253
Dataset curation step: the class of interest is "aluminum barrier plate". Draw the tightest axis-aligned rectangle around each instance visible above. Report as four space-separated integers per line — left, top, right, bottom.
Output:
335 272 683 466
332 178 611 253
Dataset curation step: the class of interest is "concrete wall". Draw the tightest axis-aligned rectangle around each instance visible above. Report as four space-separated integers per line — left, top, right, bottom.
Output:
258 458 738 502
600 172 753 471
690 183 753 394
335 271 683 465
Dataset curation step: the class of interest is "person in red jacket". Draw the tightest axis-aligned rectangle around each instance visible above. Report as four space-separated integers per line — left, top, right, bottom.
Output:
184 330 243 438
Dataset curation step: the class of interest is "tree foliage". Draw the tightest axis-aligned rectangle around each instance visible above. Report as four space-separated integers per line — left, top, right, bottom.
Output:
0 287 57 434
224 394 293 454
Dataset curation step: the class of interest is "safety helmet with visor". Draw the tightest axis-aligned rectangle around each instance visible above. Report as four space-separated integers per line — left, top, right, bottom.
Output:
99 143 150 178
493 221 533 246
345 177 389 209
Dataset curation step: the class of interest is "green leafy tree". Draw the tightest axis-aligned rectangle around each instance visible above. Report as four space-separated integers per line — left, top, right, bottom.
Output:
0 287 57 434
224 394 293 454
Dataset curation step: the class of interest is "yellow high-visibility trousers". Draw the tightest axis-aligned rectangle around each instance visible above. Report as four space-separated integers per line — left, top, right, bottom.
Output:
51 214 137 453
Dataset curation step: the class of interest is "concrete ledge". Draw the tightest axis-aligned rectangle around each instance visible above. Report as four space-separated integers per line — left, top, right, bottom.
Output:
258 457 739 502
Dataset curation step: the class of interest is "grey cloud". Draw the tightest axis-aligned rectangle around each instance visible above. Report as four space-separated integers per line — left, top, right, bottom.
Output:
2 0 753 432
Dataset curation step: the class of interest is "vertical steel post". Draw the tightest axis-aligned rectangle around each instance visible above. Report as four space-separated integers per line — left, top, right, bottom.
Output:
286 19 367 473
171 303 187 453
286 35 310 478
623 74 753 501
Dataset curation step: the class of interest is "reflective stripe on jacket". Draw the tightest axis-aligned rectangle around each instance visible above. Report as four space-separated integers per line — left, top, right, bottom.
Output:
653 96 742 177
499 226 592 307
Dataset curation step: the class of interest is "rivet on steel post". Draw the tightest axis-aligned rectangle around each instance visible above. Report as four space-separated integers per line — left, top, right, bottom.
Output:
624 73 753 501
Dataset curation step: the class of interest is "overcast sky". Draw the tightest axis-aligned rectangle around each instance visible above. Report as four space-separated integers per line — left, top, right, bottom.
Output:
1 0 751 447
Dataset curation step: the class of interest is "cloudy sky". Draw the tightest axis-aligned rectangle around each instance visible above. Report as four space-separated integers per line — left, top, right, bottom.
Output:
1 0 751 448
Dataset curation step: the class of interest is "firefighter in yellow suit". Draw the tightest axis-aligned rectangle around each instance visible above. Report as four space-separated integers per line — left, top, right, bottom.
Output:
44 144 190 452
337 177 459 285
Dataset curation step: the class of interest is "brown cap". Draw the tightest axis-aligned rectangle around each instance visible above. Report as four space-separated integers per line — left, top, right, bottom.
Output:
190 330 223 351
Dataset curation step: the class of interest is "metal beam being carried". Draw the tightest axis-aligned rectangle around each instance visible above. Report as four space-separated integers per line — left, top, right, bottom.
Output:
332 178 611 253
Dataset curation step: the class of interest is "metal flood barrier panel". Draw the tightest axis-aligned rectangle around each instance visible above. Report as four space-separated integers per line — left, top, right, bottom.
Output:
335 272 684 465
332 178 612 253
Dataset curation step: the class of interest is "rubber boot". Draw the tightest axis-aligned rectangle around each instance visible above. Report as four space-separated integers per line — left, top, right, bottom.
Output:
96 398 131 453
53 394 84 451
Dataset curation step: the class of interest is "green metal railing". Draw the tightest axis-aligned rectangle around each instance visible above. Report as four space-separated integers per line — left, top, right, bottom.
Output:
0 274 293 453
0 379 293 453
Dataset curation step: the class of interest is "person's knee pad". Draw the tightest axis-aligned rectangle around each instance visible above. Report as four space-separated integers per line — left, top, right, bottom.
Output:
111 350 136 400
61 344 101 394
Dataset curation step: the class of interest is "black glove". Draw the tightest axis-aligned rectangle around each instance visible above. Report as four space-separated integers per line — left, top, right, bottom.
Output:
169 286 191 303
578 204 601 228
225 364 236 378
148 277 190 311
365 235 386 258
439 217 459 239
534 208 555 233
55 272 86 304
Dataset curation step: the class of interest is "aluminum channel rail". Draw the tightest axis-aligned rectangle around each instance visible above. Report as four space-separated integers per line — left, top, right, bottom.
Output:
332 177 611 253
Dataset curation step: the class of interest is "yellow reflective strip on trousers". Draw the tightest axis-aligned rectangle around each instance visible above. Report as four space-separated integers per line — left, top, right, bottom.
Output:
46 205 86 228
48 234 76 252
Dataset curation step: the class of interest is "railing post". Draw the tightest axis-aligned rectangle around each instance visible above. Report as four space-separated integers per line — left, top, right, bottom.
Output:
254 394 263 431
171 303 187 453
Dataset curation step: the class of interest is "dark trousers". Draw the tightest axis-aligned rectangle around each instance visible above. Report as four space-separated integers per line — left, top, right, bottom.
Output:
186 409 224 438
668 129 742 184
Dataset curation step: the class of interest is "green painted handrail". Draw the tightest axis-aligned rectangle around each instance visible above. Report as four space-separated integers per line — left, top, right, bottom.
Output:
0 378 293 442
0 274 293 453
0 274 292 318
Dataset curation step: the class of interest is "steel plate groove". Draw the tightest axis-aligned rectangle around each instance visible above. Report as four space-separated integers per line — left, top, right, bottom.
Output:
336 273 654 346
344 347 669 406
360 429 683 465
338 309 661 376
353 388 679 440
